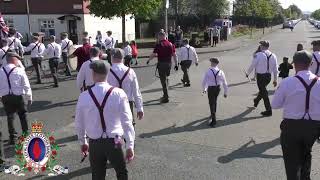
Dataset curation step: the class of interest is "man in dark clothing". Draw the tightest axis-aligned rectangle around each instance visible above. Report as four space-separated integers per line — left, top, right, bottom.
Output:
278 57 293 79
147 32 178 103
69 37 92 71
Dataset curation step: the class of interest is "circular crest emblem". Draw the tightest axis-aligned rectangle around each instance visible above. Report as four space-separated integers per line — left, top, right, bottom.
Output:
23 132 51 172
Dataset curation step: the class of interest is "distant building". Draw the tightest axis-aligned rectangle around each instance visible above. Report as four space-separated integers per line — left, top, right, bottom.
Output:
1 0 135 44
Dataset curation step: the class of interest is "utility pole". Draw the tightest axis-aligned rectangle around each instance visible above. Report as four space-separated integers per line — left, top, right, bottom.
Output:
26 0 31 42
165 0 169 33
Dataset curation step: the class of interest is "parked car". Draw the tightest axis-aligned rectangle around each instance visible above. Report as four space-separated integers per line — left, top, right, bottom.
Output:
283 21 291 29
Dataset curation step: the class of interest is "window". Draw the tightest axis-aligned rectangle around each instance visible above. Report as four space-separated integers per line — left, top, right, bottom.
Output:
39 20 55 37
4 19 14 28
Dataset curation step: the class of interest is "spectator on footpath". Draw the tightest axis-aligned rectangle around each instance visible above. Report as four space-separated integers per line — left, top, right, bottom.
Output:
123 42 132 67
175 26 183 47
168 26 175 44
105 31 115 65
95 31 103 50
211 26 220 47
69 37 92 71
130 40 139 65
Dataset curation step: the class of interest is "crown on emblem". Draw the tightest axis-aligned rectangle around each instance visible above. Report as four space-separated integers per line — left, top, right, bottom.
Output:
31 122 43 133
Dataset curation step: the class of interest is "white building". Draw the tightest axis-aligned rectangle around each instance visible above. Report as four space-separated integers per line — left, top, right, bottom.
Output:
1 0 135 44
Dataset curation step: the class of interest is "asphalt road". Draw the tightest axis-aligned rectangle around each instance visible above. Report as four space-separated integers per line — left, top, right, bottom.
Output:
1 21 320 180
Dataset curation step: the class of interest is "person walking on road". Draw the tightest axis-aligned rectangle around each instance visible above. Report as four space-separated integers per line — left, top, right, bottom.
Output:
107 48 144 127
44 35 61 87
0 52 32 144
75 60 135 180
6 28 24 60
147 31 178 103
77 47 101 92
178 39 199 87
202 58 228 127
0 40 24 69
246 41 278 116
60 32 73 76
310 40 320 76
272 50 320 180
278 57 293 79
69 37 92 72
24 35 45 84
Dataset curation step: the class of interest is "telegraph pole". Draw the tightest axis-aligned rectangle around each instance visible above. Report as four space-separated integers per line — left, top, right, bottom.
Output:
26 0 31 41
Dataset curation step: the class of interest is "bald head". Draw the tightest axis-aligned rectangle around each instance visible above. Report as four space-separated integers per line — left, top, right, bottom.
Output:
90 47 100 58
111 48 124 63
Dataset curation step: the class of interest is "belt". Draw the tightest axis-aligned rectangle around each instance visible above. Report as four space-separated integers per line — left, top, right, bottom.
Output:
89 137 114 142
257 73 271 75
283 118 320 122
208 85 220 88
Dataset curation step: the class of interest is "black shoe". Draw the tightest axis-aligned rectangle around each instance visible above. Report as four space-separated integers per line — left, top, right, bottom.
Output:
184 83 191 87
135 62 138 65
36 81 42 84
261 111 272 117
253 98 259 108
54 84 59 88
209 120 216 127
160 97 169 103
181 79 185 84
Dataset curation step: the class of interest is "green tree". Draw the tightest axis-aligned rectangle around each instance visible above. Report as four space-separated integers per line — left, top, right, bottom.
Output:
284 4 302 19
87 0 162 42
311 9 320 20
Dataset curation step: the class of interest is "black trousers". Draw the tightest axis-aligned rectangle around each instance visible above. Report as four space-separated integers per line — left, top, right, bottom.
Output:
31 57 42 83
180 60 192 84
106 49 112 65
1 95 28 139
89 138 128 180
256 73 272 111
129 101 135 126
157 62 172 98
213 36 218 46
124 55 132 67
62 52 71 76
280 119 320 180
49 58 59 86
207 86 220 122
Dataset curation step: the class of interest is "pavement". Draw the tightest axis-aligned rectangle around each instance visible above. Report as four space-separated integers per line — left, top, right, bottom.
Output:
1 22 320 180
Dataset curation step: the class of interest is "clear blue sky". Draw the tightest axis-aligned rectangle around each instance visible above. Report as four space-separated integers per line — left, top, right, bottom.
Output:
279 0 320 12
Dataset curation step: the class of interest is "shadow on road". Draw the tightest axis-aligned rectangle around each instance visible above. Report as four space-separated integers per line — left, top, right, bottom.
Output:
139 116 211 138
228 81 250 88
143 99 162 107
215 107 263 128
141 83 183 94
308 36 320 39
217 138 282 164
56 135 78 145
29 100 77 112
140 107 263 138
252 90 275 96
